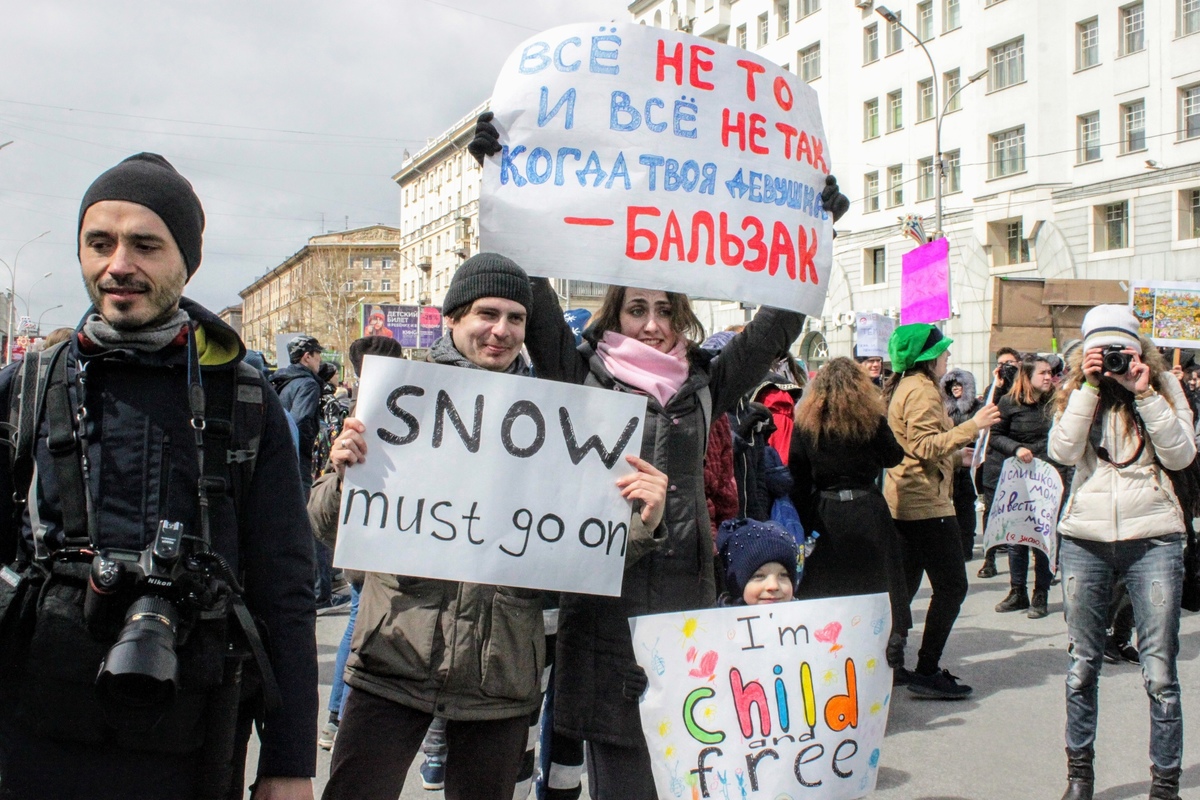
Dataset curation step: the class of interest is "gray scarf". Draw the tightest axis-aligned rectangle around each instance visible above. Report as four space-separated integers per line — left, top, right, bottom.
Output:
81 309 191 353
429 334 530 375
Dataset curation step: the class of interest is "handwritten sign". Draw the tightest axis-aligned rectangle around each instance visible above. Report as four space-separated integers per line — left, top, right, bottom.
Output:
899 238 950 325
1130 281 1200 348
981 457 1064 569
480 23 834 315
334 355 648 596
854 313 895 359
630 594 892 800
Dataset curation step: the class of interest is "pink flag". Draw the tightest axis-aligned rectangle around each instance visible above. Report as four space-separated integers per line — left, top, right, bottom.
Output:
900 238 951 324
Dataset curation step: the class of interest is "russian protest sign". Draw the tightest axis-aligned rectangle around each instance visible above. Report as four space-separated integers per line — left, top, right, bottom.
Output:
334 355 648 596
1130 281 1200 348
630 594 892 800
854 313 895 359
981 457 1064 569
899 237 950 325
480 23 834 315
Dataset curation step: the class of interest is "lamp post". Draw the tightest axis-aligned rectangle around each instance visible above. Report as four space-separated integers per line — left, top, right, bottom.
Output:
876 6 986 240
0 231 51 364
36 304 64 336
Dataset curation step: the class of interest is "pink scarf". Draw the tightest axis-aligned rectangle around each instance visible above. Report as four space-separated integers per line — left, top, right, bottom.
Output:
595 331 690 408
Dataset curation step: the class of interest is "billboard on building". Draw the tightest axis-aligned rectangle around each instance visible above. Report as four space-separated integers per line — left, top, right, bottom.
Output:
361 303 443 348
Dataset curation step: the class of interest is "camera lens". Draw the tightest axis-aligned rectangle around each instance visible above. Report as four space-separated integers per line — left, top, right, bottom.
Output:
96 594 180 708
1102 348 1131 375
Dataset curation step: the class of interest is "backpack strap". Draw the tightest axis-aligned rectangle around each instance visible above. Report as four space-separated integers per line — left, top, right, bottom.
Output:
7 344 66 517
42 344 93 548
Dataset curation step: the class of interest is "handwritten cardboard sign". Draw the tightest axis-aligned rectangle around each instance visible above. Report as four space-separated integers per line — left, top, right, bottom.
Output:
630 594 892 800
334 355 648 596
480 23 834 315
1130 281 1200 348
981 457 1064 569
854 313 895 359
899 238 950 325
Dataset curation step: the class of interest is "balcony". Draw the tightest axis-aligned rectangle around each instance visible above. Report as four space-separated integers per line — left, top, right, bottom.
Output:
694 0 731 39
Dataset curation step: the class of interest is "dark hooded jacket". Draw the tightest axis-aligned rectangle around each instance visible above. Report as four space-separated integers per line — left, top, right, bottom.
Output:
270 363 323 487
940 368 982 426
524 277 804 747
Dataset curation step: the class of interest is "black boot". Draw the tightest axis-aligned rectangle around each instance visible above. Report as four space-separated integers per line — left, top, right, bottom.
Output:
995 586 1030 613
1149 765 1181 800
977 549 998 578
1061 747 1094 800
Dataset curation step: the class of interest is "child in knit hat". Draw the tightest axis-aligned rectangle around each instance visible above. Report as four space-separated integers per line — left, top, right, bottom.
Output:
716 519 802 605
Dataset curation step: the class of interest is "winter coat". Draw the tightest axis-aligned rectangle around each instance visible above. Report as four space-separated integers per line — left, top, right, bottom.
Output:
940 368 982 426
306 335 547 722
524 277 804 746
271 363 322 486
988 393 1070 486
1048 375 1196 543
885 372 980 521
703 415 738 543
0 299 318 778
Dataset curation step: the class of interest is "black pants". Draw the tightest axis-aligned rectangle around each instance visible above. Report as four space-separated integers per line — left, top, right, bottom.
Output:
322 689 529 800
586 740 657 800
952 468 977 558
894 516 969 674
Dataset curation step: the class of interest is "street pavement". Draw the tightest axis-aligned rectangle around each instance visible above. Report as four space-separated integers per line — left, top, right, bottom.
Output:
249 560 1200 800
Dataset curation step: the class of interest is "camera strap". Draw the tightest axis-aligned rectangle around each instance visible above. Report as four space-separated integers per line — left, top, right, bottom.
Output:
1087 403 1147 469
44 345 97 549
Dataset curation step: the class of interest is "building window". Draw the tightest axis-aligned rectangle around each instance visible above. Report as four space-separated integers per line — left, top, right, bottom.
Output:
944 0 960 31
989 126 1026 178
945 150 962 193
799 0 819 18
381 257 393 270
988 38 1024 91
1076 18 1100 70
917 157 935 200
1121 100 1146 153
1121 3 1145 55
887 165 904 207
864 98 880 139
381 279 392 292
886 13 903 54
917 79 935 122
1077 113 1101 162
864 248 886 286
1181 84 1200 140
864 172 880 213
887 90 903 131
777 0 790 36
363 257 373 270
943 69 961 112
1095 201 1130 251
737 24 747 48
362 280 372 291
916 1 934 40
1002 220 1031 264
864 23 879 64
1180 188 1200 239
1182 0 1200 36
799 43 821 82
342 281 353 292
758 13 769 47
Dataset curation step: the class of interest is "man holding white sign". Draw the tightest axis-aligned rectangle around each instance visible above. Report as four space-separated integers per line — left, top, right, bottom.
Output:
316 254 669 800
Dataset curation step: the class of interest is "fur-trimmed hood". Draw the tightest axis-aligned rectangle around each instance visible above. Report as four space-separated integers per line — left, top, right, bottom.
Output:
940 367 978 416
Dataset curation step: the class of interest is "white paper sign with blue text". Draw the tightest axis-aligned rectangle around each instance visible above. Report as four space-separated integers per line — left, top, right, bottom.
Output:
334 355 647 596
481 22 834 315
982 457 1064 570
630 594 893 800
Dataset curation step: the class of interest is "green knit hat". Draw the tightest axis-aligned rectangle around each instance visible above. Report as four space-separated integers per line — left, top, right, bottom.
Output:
888 323 952 373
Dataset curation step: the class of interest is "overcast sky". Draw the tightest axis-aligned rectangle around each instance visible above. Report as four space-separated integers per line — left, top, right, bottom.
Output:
0 0 631 332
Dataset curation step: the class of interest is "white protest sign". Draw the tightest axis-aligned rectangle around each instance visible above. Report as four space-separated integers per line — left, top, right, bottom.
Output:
481 23 834 315
981 457 1064 569
334 355 647 596
630 594 892 800
854 313 895 359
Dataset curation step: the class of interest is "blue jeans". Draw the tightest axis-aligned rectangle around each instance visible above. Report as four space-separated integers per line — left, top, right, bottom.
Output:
1060 534 1184 771
328 584 361 718
1008 545 1053 592
314 539 335 604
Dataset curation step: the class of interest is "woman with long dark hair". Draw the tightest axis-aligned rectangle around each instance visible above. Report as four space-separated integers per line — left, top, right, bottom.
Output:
1048 306 1195 800
883 324 999 699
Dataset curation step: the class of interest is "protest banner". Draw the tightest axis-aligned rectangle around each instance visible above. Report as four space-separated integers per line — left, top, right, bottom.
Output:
334 355 648 596
1130 281 1200 348
854 313 895 359
361 303 443 348
899 238 950 325
480 23 834 316
981 457 1064 569
631 594 892 800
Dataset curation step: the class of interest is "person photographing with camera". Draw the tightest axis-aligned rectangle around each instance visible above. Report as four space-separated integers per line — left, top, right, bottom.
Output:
1048 305 1196 800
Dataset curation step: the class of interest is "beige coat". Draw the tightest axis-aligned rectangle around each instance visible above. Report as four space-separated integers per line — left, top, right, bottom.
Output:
884 372 980 521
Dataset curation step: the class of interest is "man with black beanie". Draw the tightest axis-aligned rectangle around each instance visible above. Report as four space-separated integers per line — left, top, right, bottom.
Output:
0 153 317 800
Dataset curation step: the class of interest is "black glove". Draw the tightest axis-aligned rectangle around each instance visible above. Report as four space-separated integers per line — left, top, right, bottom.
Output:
467 111 502 166
736 402 774 441
820 174 851 224
622 663 649 700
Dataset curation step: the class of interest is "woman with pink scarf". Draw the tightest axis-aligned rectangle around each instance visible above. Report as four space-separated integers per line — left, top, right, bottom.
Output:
524 279 806 799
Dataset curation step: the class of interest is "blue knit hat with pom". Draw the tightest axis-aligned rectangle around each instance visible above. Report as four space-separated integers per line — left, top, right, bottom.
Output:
717 518 800 600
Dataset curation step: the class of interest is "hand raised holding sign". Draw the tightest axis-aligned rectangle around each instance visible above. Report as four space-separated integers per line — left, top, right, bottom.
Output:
331 418 368 477
616 455 669 531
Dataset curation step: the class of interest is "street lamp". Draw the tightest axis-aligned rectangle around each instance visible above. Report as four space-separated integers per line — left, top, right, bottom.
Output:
0 230 51 364
36 304 64 336
876 5 986 240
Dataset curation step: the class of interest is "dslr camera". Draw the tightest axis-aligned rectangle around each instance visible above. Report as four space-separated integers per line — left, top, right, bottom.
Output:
1101 345 1133 375
84 520 232 709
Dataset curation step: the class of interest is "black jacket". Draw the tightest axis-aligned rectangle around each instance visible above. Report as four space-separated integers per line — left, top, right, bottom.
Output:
0 299 317 780
986 392 1070 486
271 363 323 486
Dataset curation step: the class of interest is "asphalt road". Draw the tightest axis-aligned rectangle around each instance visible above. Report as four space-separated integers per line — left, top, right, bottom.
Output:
247 561 1200 800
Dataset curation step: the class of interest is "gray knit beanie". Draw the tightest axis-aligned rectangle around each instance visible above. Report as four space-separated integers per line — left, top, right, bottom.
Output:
442 252 531 317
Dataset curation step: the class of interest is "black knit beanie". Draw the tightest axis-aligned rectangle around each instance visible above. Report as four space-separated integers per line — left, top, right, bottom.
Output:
442 252 531 317
78 153 205 278
716 519 800 601
349 335 405 377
